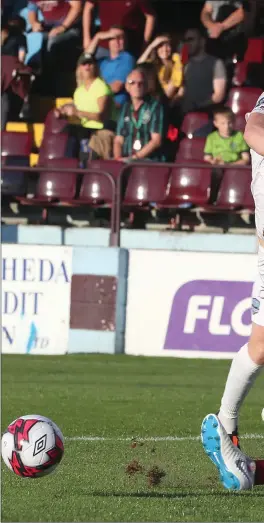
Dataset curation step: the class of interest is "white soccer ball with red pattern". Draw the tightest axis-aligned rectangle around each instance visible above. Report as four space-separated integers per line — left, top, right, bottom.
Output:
1 414 64 478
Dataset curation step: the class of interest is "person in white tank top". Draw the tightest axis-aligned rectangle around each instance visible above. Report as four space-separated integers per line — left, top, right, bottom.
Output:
201 92 264 491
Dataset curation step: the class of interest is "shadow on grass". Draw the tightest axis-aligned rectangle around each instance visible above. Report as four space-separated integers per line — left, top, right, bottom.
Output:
88 490 264 499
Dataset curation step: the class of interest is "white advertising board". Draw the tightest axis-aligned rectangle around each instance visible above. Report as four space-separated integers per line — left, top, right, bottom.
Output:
125 250 257 359
2 244 72 355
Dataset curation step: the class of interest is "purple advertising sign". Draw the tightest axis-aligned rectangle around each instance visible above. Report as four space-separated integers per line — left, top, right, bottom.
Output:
164 280 253 352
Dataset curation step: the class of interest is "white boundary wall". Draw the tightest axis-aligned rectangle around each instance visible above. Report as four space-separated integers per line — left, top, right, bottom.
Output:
125 250 257 359
2 245 72 355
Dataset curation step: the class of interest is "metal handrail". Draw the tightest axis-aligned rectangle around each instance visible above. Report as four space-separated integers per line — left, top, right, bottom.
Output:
2 164 117 246
2 161 252 248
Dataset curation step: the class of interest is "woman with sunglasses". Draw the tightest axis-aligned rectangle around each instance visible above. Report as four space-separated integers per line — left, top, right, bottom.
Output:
137 34 183 102
54 53 116 159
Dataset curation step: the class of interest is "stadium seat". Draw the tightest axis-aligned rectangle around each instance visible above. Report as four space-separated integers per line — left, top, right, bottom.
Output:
1 131 33 197
32 123 44 148
181 112 209 138
89 160 122 180
234 114 246 132
1 155 29 196
227 87 262 115
232 62 248 86
244 38 264 63
25 158 78 204
164 166 211 206
78 172 114 205
38 133 71 164
214 168 254 210
176 137 206 162
6 123 44 149
1 131 33 157
123 165 171 206
56 98 73 109
43 110 68 136
30 153 39 167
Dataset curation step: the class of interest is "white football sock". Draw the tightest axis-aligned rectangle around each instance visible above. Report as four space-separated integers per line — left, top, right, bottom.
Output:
218 343 263 434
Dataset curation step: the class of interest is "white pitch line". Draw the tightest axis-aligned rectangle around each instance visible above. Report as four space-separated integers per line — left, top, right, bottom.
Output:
66 434 264 442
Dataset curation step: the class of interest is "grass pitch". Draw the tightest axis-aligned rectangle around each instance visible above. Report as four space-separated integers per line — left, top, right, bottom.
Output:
2 354 264 522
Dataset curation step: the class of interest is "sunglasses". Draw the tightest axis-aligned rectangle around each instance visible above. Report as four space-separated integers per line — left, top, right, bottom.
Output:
128 80 145 86
184 37 196 42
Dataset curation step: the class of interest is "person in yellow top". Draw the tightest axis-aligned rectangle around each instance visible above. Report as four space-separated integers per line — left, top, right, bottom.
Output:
55 52 113 130
137 34 183 101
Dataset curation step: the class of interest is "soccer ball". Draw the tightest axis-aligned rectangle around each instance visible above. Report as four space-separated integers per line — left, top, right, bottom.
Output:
1 414 64 478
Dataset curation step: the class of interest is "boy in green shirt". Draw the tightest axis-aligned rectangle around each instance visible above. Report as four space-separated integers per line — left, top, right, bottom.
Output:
204 106 250 166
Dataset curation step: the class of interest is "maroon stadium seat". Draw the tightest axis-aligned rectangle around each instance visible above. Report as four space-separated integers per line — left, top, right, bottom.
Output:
232 62 248 86
89 159 122 180
227 87 262 115
164 166 211 206
38 133 70 164
244 38 264 63
214 168 254 210
123 165 171 206
1 131 33 156
43 110 68 136
78 172 113 205
234 113 246 132
25 158 78 204
1 155 30 196
181 112 209 137
1 131 33 196
176 137 206 162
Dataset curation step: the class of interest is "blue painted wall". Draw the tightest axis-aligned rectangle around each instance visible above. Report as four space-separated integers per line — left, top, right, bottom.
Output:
1 225 257 253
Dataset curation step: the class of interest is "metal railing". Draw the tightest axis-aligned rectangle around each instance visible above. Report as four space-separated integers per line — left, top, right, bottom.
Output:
2 164 117 245
3 161 252 247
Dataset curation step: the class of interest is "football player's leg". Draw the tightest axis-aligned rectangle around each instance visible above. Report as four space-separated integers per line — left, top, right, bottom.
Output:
218 248 264 440
201 414 255 490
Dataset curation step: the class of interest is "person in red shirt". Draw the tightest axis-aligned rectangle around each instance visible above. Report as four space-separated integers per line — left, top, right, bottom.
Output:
27 0 81 49
82 0 156 56
26 1 82 95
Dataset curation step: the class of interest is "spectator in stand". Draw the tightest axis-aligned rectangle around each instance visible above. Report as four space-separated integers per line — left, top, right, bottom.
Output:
137 34 183 103
1 15 27 62
204 105 250 165
200 0 247 61
26 0 81 52
177 27 227 115
86 26 135 108
54 52 116 158
113 68 165 161
82 0 156 57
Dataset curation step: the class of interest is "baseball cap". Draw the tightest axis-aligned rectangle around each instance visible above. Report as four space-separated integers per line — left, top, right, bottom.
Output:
77 53 96 66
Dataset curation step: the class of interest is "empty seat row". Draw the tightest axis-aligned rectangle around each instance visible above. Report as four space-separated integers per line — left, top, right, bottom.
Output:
2 154 254 211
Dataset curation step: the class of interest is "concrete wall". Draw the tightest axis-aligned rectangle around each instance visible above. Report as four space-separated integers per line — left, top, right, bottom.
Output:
1 225 257 253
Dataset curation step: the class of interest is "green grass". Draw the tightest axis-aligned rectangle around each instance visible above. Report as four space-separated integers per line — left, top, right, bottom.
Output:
2 354 264 522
